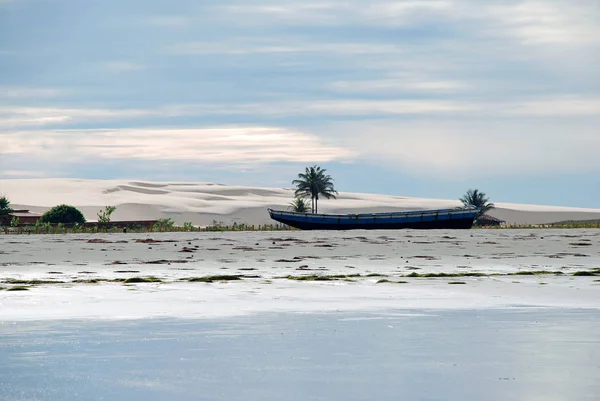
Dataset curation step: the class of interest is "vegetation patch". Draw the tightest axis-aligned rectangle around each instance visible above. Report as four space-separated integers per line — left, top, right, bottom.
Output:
366 273 386 277
572 270 600 277
123 276 163 283
285 274 361 281
185 275 242 283
7 286 30 291
508 271 563 276
3 279 64 285
411 255 439 260
404 272 487 278
377 279 408 284
135 238 177 244
72 279 102 284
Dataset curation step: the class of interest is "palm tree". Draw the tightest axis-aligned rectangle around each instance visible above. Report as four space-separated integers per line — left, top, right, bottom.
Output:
289 197 310 213
0 195 13 216
292 165 338 213
460 189 494 220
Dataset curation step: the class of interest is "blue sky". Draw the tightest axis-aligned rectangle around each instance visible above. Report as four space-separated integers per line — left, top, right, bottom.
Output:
1 0 599 207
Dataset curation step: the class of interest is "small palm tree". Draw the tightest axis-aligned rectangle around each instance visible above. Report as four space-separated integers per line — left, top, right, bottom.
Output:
289 197 310 213
460 189 494 220
292 165 338 213
0 195 13 216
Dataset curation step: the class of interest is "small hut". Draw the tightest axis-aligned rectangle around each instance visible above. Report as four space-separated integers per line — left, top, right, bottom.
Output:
0 210 42 226
475 214 505 227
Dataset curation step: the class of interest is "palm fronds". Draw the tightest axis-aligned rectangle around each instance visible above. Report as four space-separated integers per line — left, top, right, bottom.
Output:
460 189 494 219
292 165 338 213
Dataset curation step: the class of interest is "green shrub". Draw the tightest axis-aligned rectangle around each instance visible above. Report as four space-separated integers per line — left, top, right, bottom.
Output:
40 204 86 225
97 206 116 223
153 218 175 231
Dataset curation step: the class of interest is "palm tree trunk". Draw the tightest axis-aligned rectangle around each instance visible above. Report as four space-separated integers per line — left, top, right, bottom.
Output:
315 198 318 214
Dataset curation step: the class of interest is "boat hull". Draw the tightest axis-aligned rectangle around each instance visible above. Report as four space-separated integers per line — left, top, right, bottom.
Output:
267 208 478 230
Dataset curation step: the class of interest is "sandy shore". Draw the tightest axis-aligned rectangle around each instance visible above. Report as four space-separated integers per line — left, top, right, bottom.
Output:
3 178 600 225
1 229 599 320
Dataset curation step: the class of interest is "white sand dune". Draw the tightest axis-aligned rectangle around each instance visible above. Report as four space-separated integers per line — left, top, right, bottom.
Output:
2 178 600 225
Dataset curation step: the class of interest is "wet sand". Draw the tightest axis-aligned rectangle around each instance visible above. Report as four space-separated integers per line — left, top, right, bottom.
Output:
1 229 599 320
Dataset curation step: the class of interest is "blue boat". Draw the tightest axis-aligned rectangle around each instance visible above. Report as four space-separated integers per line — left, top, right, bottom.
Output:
267 207 479 230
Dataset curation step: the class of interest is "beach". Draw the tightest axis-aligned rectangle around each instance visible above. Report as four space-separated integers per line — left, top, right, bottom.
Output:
1 229 599 319
1 229 599 400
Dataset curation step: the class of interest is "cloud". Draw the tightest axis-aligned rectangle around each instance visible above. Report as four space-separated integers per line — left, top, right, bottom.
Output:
168 40 401 55
486 1 600 45
2 95 600 131
0 86 65 99
0 169 57 178
329 117 600 177
221 0 454 26
0 106 154 128
329 74 468 94
3 126 356 164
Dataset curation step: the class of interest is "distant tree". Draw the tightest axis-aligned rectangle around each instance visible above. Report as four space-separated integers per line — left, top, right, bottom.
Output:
460 189 494 220
288 197 311 213
97 206 117 223
292 165 338 213
10 216 20 227
0 195 13 216
40 204 86 225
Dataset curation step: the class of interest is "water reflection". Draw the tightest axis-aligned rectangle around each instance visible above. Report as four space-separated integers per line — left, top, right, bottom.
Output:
0 309 598 401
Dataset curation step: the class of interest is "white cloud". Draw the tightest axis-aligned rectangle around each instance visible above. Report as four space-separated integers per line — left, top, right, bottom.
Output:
329 118 600 177
168 40 401 55
222 0 454 26
0 87 64 99
505 97 600 116
0 106 154 128
0 169 56 178
3 126 356 164
330 73 468 93
486 1 600 45
2 95 600 131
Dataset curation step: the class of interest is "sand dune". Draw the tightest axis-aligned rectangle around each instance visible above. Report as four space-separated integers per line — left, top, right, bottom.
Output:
2 178 600 225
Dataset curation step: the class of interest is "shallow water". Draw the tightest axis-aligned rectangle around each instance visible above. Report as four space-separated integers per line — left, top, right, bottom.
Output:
1 309 599 401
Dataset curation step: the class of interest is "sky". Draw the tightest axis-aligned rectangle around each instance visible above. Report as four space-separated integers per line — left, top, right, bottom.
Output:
1 0 600 207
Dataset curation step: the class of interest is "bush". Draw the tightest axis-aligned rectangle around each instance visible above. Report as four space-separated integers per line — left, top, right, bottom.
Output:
40 204 86 225
153 218 174 230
